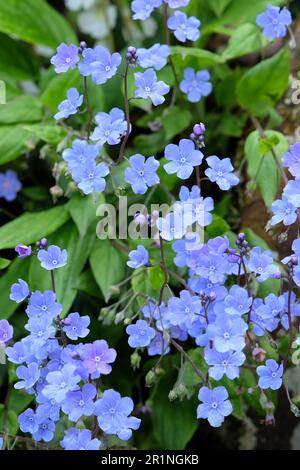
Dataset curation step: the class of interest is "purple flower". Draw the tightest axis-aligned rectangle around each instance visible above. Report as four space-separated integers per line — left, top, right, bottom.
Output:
148 331 170 356
43 364 81 404
131 0 163 20
50 43 79 73
32 416 55 442
81 340 117 379
0 170 22 201
167 11 200 43
224 285 252 317
180 68 212 103
197 386 233 427
18 408 39 434
282 142 300 178
0 320 13 345
62 312 90 340
166 0 189 7
246 247 280 282
271 198 297 226
26 290 62 319
72 160 109 195
15 363 40 390
126 320 156 348
256 5 292 40
61 383 96 422
207 316 248 352
63 140 98 172
79 46 122 85
137 44 170 71
54 88 83 120
61 428 101 450
134 68 170 106
127 245 149 269
257 359 283 390
15 244 32 258
164 139 203 180
125 154 160 194
37 245 68 270
205 156 239 190
94 389 141 440
91 108 127 145
10 279 30 303
204 348 245 380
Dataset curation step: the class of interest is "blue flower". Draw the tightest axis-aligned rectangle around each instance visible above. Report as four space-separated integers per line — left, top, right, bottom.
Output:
50 43 79 73
126 320 156 348
280 292 300 330
37 245 68 270
167 11 200 43
10 279 30 303
205 156 239 190
0 437 3 450
26 290 62 319
81 340 117 379
166 0 189 7
15 244 32 258
15 363 40 391
137 44 170 71
25 317 56 347
91 108 127 145
62 312 90 340
134 68 170 106
246 247 280 282
283 179 300 207
207 316 248 352
43 364 81 404
271 198 297 226
18 408 39 434
251 294 282 335
61 383 96 422
142 300 160 321
125 154 160 194
127 245 149 269
156 210 187 241
131 0 163 20
195 253 228 284
148 331 170 356
197 386 233 427
36 395 61 422
257 359 283 390
204 349 245 380
94 389 141 440
167 290 201 329
61 428 101 450
54 88 83 120
0 320 13 345
72 160 109 194
6 341 32 365
79 46 122 85
164 139 203 180
175 185 214 227
256 5 292 40
0 170 22 202
32 416 55 442
282 142 300 178
63 139 98 172
224 285 252 317
172 233 203 268
180 68 212 103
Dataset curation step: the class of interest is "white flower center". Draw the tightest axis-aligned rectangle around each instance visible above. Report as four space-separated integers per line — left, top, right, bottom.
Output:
211 402 218 409
223 332 230 339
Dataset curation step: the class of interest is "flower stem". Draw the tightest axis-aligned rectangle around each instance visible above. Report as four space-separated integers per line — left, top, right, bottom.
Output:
116 62 131 165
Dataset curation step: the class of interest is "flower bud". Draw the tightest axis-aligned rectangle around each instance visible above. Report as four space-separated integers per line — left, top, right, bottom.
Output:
145 370 156 387
131 351 141 370
126 46 138 66
15 244 32 259
193 123 206 136
252 347 266 363
168 389 178 401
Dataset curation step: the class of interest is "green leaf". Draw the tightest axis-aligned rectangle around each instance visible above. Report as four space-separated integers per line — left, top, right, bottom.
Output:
0 257 31 320
22 123 68 145
245 130 289 206
0 0 77 48
67 193 103 238
161 106 193 141
0 33 39 80
208 0 232 17
90 239 126 300
41 69 81 111
206 214 230 238
170 46 224 66
8 390 34 415
0 96 43 124
151 357 198 450
0 257 11 269
132 267 158 306
0 125 32 164
76 269 101 298
242 228 271 251
0 205 70 250
222 23 267 60
0 404 18 435
148 266 164 290
237 48 291 116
